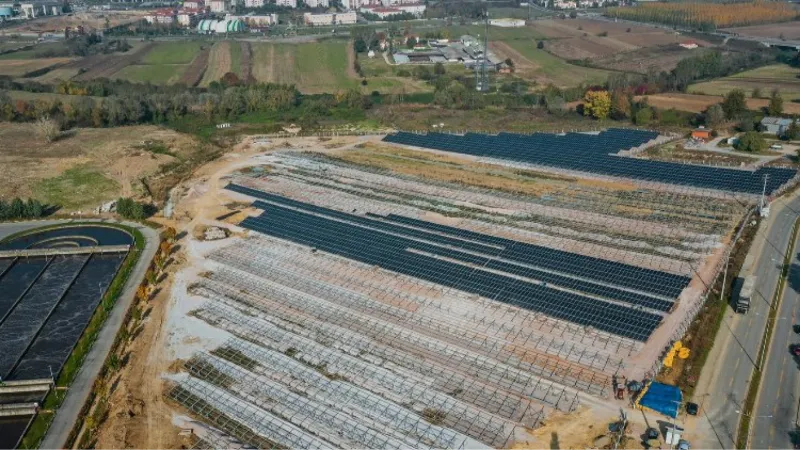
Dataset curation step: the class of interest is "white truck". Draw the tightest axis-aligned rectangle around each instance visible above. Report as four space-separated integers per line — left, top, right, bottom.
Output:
735 275 756 314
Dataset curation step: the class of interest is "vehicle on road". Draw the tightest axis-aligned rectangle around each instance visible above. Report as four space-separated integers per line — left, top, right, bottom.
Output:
735 275 757 313
791 344 800 357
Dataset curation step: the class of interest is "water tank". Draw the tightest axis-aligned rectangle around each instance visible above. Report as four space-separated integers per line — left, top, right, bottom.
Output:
0 6 14 17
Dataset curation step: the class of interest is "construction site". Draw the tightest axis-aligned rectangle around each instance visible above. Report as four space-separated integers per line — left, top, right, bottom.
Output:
154 129 797 449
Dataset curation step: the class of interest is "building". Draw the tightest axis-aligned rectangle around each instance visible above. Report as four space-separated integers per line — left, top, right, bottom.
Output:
679 41 699 50
304 0 329 7
243 0 264 7
691 128 712 141
227 12 277 25
303 11 355 25
275 0 297 7
145 8 177 24
489 17 525 27
342 0 361 10
177 8 204 26
183 0 204 9
209 0 230 12
760 117 798 135
18 1 62 18
196 17 245 32
359 5 402 18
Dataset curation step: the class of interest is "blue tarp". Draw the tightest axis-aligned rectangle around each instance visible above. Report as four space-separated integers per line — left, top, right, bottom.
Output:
639 382 682 418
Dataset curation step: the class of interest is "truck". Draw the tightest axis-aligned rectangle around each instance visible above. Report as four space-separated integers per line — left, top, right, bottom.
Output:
735 275 756 314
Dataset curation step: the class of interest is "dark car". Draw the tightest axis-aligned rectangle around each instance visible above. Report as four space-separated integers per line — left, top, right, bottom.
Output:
792 345 800 357
686 402 699 416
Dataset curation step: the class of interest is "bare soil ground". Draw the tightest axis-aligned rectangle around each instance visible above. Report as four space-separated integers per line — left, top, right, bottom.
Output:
0 11 145 33
592 45 697 73
180 46 211 87
639 92 800 114
240 41 252 82
71 43 155 81
0 123 204 209
0 57 73 77
722 22 800 40
490 41 540 76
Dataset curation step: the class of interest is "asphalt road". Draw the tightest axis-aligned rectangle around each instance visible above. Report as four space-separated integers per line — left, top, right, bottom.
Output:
695 195 800 449
751 216 800 448
0 219 159 449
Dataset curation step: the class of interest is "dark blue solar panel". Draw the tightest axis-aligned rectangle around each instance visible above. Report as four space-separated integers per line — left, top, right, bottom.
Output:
382 129 797 195
226 184 685 341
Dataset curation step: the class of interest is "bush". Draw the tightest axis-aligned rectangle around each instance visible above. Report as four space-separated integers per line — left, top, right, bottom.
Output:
116 197 152 220
735 131 766 153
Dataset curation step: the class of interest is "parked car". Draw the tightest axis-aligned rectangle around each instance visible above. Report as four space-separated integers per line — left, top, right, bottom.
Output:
686 402 699 416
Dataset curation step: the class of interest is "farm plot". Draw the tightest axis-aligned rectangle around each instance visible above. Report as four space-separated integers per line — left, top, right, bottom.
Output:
114 41 206 85
722 22 800 40
592 45 702 73
497 39 613 87
690 64 800 101
0 58 73 78
180 46 211 86
71 43 155 81
641 92 800 115
251 41 358 93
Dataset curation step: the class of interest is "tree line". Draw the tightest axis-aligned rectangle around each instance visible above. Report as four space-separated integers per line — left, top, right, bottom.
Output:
606 1 797 30
0 198 46 220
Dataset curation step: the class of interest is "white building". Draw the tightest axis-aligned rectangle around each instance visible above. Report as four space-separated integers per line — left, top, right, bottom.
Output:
342 0 361 10
303 0 329 8
276 0 297 7
243 0 264 7
227 12 277 25
177 9 200 25
19 1 62 18
183 0 204 9
145 8 177 24
303 11 355 25
209 0 230 12
360 3 423 17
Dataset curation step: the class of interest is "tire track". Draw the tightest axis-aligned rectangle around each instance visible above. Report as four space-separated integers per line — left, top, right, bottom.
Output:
241 41 253 83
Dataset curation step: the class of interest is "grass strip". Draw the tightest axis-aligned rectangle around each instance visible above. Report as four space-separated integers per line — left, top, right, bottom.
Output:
736 216 800 449
9 222 147 449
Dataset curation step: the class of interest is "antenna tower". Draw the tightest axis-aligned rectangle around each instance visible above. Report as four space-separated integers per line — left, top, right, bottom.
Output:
476 10 490 92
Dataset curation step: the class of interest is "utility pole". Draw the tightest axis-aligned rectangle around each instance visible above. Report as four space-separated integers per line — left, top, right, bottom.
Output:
760 174 770 217
475 10 489 92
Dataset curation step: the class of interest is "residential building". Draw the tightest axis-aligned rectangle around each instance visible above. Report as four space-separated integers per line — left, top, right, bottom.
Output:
227 12 277 25
303 11 355 25
183 0 204 9
275 0 297 7
342 0 361 10
761 117 798 135
18 1 62 18
304 0 329 7
209 0 229 12
145 8 177 24
243 0 264 7
178 8 205 25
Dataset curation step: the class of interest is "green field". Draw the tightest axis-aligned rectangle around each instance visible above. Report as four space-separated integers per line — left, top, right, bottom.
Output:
141 41 205 65
689 64 800 101
251 41 359 93
504 39 613 87
230 40 242 76
113 63 189 84
0 41 68 60
33 165 119 209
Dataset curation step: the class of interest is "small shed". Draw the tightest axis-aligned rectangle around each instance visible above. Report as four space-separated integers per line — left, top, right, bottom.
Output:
635 382 682 419
691 128 712 141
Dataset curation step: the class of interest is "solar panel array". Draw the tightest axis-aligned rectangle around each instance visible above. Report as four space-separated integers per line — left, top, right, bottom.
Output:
228 184 691 342
382 129 797 195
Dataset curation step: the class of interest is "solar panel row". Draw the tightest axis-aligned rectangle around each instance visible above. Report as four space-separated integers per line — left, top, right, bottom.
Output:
382 129 797 195
227 184 687 341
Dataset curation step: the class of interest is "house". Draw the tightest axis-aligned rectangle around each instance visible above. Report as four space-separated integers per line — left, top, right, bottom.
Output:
679 41 699 50
761 117 798 135
183 0 204 9
691 128 712 141
243 0 264 7
209 0 229 12
145 8 177 24
275 0 296 6
303 11 354 25
304 0 329 7
177 8 203 25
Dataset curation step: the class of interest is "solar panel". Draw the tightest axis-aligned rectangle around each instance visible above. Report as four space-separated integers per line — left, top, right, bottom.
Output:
382 129 797 195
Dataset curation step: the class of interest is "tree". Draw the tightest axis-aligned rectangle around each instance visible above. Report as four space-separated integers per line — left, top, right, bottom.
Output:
735 131 766 153
721 89 747 120
784 121 799 141
353 38 367 53
537 40 545 49
406 37 417 49
767 89 783 116
634 107 653 125
582 90 611 120
610 90 630 120
705 104 725 127
221 72 241 87
751 87 761 99
34 115 60 143
569 10 577 18
433 62 446 75
545 95 566 116
738 114 755 132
